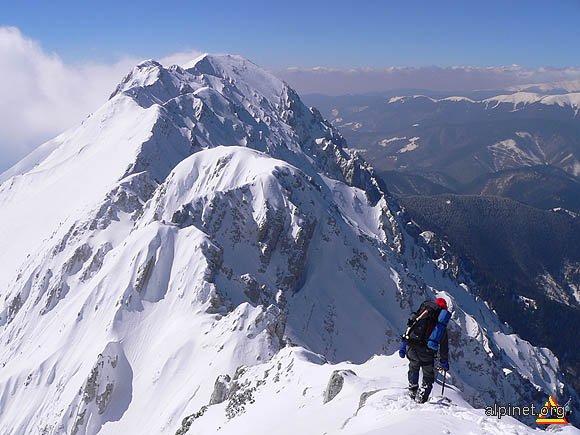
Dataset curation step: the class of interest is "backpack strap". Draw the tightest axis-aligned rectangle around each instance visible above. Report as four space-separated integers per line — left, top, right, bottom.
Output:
402 308 430 340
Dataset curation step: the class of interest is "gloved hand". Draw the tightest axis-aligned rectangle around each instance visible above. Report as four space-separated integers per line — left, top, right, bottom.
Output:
439 360 449 370
398 341 407 358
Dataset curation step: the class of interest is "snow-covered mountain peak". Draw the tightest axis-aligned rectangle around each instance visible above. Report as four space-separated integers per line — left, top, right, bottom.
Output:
0 54 577 434
186 53 286 103
104 53 384 205
111 53 286 112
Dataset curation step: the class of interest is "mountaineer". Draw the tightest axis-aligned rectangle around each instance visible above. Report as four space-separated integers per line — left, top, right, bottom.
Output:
399 297 451 403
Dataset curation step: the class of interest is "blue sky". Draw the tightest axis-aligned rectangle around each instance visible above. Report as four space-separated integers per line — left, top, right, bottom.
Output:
3 0 579 68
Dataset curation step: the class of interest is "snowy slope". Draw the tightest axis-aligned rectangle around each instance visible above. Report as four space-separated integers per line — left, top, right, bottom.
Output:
180 348 578 435
0 54 576 434
0 96 163 289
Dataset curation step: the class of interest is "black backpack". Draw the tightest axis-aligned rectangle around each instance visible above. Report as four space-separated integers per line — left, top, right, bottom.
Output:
402 301 441 345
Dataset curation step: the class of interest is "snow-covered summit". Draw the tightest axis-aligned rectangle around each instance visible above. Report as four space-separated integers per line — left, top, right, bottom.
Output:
188 53 286 103
0 54 576 434
111 54 287 110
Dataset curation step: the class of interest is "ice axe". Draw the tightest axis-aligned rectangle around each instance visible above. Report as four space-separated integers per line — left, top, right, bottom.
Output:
440 369 447 396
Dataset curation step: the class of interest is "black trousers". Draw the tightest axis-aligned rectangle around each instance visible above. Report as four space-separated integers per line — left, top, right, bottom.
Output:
407 345 435 392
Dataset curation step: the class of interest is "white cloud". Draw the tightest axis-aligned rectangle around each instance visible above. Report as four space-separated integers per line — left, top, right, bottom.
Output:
0 27 202 173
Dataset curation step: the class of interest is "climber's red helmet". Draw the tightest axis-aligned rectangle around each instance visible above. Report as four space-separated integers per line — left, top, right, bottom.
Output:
435 297 448 311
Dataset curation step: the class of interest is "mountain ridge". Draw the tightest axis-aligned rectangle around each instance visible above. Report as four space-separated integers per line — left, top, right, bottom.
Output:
0 54 575 434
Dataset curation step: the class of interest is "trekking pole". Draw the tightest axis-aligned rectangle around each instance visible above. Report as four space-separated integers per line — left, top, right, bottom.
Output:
441 370 447 396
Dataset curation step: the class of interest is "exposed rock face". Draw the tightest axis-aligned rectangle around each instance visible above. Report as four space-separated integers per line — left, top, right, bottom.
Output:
175 406 208 435
67 342 132 435
209 374 232 405
80 242 112 282
323 369 357 404
204 367 259 421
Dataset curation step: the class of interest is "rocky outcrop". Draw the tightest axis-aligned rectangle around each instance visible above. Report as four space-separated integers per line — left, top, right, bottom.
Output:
80 243 112 282
134 257 155 293
175 405 208 435
323 369 357 404
67 342 132 435
90 172 158 231
209 374 232 405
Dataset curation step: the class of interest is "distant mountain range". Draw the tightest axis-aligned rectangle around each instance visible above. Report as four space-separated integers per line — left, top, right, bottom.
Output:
304 91 580 213
508 79 580 94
